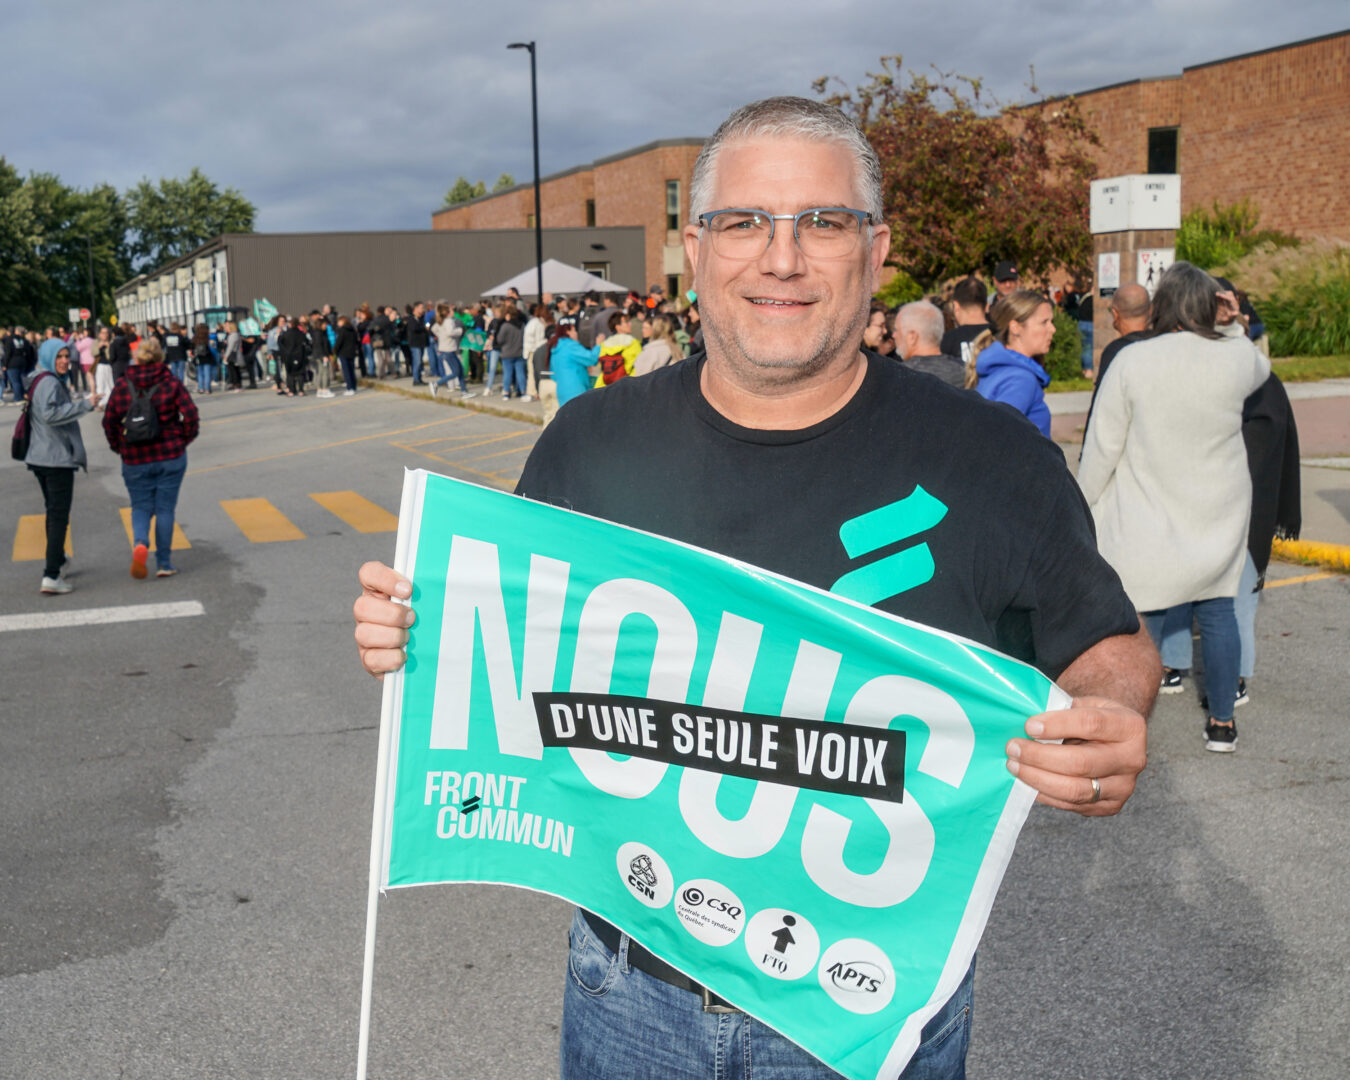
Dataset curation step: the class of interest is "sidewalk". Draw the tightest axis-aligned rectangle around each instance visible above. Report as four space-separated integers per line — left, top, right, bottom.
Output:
358 372 544 425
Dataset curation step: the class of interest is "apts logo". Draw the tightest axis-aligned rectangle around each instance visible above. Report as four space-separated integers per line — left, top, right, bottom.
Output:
818 939 896 1015
825 959 885 995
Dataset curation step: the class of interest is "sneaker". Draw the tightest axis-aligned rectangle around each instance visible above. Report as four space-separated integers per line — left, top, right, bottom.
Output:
40 575 72 595
501 391 510 398
1234 679 1249 708
429 382 439 398
1159 668 1185 694
131 543 149 579
156 566 178 578
1203 718 1237 753
520 394 534 402
343 389 356 397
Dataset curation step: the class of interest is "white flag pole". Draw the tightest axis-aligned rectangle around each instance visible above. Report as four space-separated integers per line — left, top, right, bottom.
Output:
356 470 422 1079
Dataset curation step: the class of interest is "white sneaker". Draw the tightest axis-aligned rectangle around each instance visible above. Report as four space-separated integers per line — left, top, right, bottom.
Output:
40 575 72 595
429 382 439 398
521 394 534 402
343 389 356 397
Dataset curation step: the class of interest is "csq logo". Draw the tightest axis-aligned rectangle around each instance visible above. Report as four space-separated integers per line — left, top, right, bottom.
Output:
682 885 742 920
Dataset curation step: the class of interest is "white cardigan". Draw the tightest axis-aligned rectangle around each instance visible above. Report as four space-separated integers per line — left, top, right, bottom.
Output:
1077 325 1270 611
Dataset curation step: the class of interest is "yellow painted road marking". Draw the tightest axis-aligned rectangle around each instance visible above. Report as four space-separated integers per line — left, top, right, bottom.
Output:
118 508 191 550
310 491 398 533
220 498 305 542
1266 571 1339 588
12 516 72 562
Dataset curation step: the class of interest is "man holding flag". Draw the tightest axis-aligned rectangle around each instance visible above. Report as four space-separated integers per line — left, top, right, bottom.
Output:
354 96 1155 1079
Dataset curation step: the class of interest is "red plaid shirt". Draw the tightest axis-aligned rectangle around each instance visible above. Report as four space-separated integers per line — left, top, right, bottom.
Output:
102 362 199 464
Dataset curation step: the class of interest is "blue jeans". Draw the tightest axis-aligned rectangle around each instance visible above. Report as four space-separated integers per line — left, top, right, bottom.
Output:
484 349 501 393
502 356 527 396
1145 596 1239 721
5 368 24 402
410 345 426 383
197 362 217 392
560 909 973 1080
435 350 466 391
426 342 443 380
122 454 187 570
1077 319 1094 373
170 360 187 384
362 342 374 377
338 355 358 391
1159 552 1260 679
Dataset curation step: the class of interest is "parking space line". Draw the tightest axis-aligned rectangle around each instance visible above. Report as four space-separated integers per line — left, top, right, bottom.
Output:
1266 571 1339 588
310 491 398 533
12 515 72 562
0 600 205 633
221 498 306 542
118 508 192 550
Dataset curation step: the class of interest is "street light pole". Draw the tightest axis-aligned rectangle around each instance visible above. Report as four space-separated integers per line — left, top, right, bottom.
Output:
85 234 97 325
507 41 544 303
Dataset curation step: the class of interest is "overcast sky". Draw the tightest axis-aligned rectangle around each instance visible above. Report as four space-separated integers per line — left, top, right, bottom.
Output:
6 1 1345 234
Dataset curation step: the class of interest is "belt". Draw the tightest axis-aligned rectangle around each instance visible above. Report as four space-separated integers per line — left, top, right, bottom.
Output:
582 912 741 1013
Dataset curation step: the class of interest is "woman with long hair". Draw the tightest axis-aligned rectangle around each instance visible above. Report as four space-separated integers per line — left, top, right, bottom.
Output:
966 289 1055 437
23 342 100 593
1078 262 1270 752
191 323 217 394
632 314 683 375
430 303 466 396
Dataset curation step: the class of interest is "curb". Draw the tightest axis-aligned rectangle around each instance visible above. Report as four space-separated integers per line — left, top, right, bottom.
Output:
1271 538 1350 573
356 378 543 426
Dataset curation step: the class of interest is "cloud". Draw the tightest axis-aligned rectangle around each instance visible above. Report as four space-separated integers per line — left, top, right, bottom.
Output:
7 0 1345 233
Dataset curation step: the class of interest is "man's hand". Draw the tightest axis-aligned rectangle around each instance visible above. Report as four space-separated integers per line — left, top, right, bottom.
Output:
354 561 413 680
1005 696 1147 817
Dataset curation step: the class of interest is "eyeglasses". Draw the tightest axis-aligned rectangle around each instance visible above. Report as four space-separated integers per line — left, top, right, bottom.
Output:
697 207 873 260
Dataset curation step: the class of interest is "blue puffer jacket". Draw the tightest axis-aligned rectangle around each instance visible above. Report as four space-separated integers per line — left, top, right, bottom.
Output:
974 341 1051 438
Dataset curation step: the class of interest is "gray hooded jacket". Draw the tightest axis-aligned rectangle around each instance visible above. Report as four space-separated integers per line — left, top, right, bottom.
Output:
23 371 92 469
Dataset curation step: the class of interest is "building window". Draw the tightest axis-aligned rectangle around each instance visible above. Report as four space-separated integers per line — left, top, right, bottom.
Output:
582 261 611 281
666 180 680 230
527 213 536 228
666 275 680 300
1147 127 1178 174
585 199 596 227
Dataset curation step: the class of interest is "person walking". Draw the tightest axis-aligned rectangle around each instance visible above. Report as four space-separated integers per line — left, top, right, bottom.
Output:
23 343 100 594
102 336 199 579
1078 263 1269 752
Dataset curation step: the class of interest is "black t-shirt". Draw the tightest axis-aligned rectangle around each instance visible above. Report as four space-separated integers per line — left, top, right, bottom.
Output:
162 333 188 363
938 322 990 363
517 351 1136 680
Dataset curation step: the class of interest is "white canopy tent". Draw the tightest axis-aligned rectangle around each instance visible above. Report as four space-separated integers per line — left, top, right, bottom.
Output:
480 258 629 298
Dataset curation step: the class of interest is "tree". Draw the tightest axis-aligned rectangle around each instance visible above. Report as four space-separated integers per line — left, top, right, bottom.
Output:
492 173 516 192
443 176 488 207
125 167 254 271
815 58 1100 289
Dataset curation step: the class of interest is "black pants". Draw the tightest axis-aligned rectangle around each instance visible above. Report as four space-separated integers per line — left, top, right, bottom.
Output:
30 465 75 579
286 364 306 395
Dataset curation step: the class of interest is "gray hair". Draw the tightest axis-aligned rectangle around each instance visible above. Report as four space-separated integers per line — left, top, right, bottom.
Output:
896 301 945 348
1150 261 1221 340
689 96 884 222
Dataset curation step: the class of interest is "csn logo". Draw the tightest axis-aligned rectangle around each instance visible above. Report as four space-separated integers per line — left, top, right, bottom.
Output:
628 854 658 900
826 960 886 995
681 886 742 920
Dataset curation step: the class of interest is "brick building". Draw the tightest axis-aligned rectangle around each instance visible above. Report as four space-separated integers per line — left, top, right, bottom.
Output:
432 139 705 298
1052 30 1349 240
432 32 1347 299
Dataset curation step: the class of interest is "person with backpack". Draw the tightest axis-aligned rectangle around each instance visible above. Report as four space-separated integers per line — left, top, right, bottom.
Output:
191 324 217 393
102 336 199 579
20 342 101 594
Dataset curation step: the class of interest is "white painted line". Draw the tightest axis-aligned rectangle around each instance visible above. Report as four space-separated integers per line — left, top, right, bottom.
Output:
0 600 206 634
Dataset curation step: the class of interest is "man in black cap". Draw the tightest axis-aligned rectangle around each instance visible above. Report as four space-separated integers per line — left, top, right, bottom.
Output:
992 260 1019 304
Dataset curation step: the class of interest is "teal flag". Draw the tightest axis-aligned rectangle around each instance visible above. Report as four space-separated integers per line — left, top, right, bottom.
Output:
253 298 277 324
373 469 1067 1080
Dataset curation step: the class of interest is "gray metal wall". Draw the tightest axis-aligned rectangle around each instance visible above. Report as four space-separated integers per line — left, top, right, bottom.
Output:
221 227 645 316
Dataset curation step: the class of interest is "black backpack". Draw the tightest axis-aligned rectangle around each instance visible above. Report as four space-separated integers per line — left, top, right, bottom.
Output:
122 381 162 445
10 372 51 461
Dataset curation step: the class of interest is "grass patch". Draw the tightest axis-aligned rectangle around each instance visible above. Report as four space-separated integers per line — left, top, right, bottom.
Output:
1271 354 1350 382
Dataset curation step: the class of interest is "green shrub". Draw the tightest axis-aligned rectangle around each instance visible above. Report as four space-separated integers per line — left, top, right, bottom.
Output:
1044 307 1083 382
1175 198 1300 271
874 269 923 307
1258 247 1350 357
